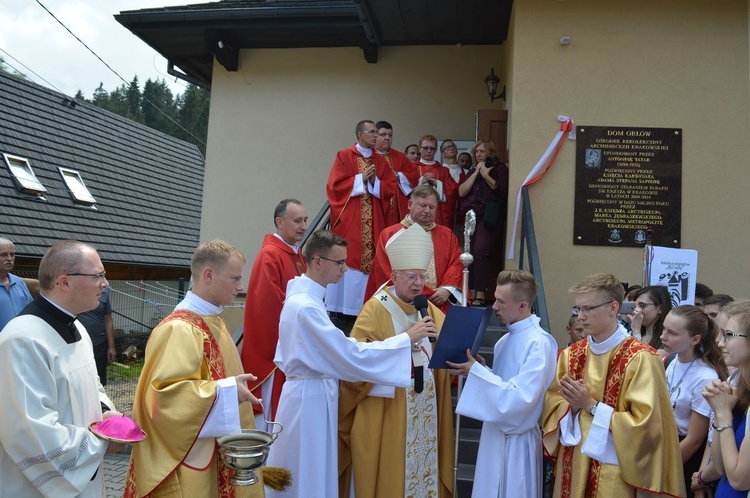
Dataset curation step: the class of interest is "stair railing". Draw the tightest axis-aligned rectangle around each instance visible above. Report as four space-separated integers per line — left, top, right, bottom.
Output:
517 185 549 332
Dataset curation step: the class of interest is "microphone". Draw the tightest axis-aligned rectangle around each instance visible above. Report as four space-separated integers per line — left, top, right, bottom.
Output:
413 295 435 343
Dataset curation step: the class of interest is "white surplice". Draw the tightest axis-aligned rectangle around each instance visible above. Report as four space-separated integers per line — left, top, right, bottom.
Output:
266 274 413 498
456 315 557 498
0 315 113 498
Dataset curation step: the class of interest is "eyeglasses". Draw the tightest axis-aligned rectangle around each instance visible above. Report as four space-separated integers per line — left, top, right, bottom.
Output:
318 256 346 268
361 130 378 135
67 271 107 281
571 301 613 316
420 146 437 151
636 302 657 309
722 331 749 340
396 272 427 283
441 145 456 152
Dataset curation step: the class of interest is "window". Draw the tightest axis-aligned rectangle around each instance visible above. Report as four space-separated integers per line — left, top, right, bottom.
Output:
3 154 47 195
59 167 97 206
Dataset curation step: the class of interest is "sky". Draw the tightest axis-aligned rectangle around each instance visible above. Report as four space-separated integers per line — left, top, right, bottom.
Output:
0 0 207 99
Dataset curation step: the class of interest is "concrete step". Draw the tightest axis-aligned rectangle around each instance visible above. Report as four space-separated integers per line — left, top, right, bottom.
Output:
456 463 476 497
457 427 481 464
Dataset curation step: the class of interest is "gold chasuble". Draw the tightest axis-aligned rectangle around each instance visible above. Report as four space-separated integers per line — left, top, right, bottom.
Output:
339 290 454 498
542 337 684 498
124 310 264 498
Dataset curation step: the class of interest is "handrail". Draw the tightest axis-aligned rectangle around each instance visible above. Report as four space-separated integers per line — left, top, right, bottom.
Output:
300 200 331 248
518 186 550 332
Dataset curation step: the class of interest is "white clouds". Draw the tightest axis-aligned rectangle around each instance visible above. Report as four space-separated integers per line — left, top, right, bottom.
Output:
0 0 205 97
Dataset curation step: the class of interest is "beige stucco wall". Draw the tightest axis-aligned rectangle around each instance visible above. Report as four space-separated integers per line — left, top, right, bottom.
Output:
200 44 503 278
200 0 750 346
507 0 750 343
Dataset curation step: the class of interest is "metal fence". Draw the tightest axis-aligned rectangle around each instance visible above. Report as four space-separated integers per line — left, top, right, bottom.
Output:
104 280 184 415
102 280 245 416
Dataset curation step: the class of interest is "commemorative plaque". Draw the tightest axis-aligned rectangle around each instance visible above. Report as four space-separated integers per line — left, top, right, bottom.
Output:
574 126 682 247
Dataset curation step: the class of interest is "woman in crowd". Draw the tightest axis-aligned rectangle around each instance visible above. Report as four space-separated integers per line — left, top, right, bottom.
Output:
703 300 750 497
661 305 728 497
632 285 672 356
692 304 740 497
457 139 508 306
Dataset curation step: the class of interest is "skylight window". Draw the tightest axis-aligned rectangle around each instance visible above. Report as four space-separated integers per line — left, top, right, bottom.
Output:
59 167 97 206
3 154 47 195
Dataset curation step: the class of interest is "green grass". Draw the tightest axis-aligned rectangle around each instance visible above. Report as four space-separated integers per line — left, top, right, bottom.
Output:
107 359 144 382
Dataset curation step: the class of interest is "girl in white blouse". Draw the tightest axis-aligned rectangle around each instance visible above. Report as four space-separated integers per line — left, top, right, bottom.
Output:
661 305 728 497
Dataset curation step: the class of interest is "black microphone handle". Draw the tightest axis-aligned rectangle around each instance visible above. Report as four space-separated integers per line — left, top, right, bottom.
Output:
417 307 436 343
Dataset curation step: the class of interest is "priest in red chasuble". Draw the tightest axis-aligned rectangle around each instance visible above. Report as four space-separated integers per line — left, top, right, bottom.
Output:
364 184 463 313
325 119 397 316
241 199 307 431
374 120 417 226
542 273 685 498
414 134 455 229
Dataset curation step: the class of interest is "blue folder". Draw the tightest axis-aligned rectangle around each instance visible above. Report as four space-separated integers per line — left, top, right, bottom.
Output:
428 305 493 369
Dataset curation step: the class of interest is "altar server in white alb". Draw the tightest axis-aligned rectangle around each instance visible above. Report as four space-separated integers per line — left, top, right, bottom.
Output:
447 269 557 498
266 230 437 498
0 240 124 498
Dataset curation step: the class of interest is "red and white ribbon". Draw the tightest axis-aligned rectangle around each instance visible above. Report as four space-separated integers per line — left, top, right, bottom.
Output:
507 115 575 259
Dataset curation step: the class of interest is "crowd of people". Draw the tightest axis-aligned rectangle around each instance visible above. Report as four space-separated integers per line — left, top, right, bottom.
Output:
325 120 509 317
1 119 749 498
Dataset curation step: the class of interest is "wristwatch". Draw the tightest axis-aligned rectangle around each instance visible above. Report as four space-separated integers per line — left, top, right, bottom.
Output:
713 423 733 432
588 403 598 417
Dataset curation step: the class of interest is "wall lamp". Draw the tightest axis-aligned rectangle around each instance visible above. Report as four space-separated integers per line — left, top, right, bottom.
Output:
484 68 506 102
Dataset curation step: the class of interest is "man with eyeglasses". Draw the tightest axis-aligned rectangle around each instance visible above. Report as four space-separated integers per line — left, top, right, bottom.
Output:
268 230 436 498
326 120 398 320
339 222 454 498
364 184 463 312
0 240 124 497
374 120 417 226
414 134 452 227
542 273 685 498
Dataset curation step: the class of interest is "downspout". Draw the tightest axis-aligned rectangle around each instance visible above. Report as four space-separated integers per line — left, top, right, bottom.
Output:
168 62 211 91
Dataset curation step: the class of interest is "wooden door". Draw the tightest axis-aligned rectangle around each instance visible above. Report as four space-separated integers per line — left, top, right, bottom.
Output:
477 109 507 161
476 109 508 292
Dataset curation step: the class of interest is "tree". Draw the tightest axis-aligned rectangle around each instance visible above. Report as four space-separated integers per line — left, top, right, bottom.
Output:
85 76 208 156
0 57 28 80
92 82 109 108
176 84 210 154
126 76 144 124
141 78 179 136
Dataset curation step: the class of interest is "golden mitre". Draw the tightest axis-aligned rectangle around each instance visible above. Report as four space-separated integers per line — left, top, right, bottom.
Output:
385 222 433 271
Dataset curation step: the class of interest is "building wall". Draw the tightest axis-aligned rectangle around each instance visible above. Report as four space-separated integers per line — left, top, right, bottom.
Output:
200 44 502 268
200 1 750 346
507 0 750 342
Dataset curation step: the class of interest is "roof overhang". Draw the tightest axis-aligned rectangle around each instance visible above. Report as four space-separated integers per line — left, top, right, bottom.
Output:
116 0 511 88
